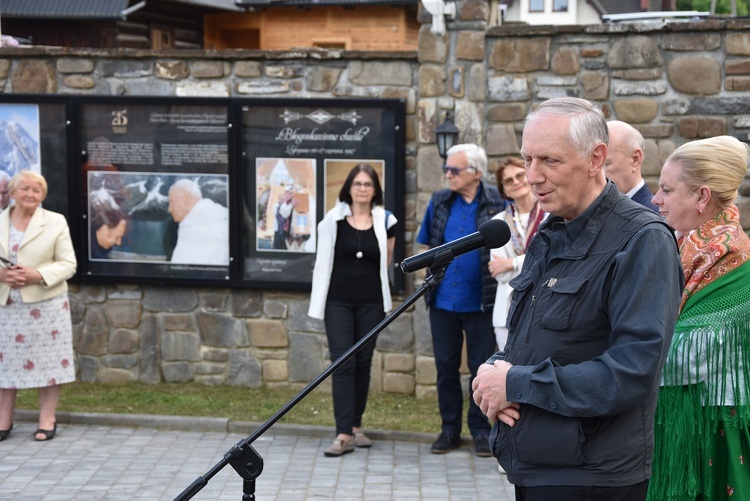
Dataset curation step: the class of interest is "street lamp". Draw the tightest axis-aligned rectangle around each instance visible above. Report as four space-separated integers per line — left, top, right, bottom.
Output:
435 111 459 159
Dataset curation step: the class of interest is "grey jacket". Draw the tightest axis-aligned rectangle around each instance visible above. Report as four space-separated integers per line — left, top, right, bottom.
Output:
488 183 683 487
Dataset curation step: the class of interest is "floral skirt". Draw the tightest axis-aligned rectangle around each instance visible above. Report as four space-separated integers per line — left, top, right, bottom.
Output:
0 292 76 389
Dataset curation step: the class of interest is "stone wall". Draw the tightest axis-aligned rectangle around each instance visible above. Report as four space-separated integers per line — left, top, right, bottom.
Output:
2 11 750 398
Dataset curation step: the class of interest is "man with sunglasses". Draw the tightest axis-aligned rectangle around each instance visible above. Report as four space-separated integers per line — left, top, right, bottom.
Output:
416 143 505 457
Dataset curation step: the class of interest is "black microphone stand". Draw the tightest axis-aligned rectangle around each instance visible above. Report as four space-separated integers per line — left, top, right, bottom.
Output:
173 249 456 501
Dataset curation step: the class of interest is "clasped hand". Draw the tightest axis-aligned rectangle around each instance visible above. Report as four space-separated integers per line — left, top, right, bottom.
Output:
2 264 41 288
472 360 522 427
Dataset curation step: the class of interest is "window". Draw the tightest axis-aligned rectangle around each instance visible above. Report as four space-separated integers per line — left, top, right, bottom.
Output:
529 0 544 12
553 0 568 12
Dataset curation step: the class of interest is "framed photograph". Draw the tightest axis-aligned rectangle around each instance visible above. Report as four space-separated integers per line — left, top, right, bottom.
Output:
77 98 232 283
240 98 405 290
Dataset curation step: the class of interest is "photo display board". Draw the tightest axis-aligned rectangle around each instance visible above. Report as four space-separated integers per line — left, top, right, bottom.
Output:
78 99 231 283
240 99 405 290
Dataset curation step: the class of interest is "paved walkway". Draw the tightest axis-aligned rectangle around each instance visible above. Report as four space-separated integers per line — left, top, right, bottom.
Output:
0 413 516 501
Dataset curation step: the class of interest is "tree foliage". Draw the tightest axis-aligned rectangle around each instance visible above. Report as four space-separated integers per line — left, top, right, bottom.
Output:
677 0 749 16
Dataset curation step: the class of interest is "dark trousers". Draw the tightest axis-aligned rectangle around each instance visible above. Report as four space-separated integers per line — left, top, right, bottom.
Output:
324 300 384 436
515 480 649 501
429 307 496 437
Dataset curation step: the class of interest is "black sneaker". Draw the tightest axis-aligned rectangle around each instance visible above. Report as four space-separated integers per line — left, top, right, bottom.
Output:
473 434 492 457
430 431 460 454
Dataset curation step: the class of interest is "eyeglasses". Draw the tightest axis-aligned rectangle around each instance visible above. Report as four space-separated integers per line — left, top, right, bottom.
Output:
501 172 527 187
352 181 374 190
442 165 473 176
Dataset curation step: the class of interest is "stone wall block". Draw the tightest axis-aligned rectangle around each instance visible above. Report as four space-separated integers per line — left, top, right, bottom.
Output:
177 81 230 97
203 348 229 362
460 0 488 20
456 31 485 61
0 60 9 79
77 307 108 356
661 33 720 51
727 33 750 55
265 65 302 78
123 77 173 95
488 103 527 122
657 140 676 167
248 318 288 348
76 284 107 303
156 60 189 80
418 64 446 97
70 295 86 325
634 124 675 138
467 63 485 102
349 61 412 86
413 304 433 356
381 87 416 113
416 355 437 385
611 68 662 80
161 331 201 361
377 313 414 352
667 56 721 95
606 36 663 69
581 71 609 100
418 25 448 64
287 301 323 332
231 289 263 318
416 145 445 193
138 316 160 384
725 59 750 75
12 60 56 93
306 66 342 91
263 359 288 381
612 98 658 123
102 354 138 369
489 38 551 72
78 356 97 383
417 99 437 144
613 81 667 96
236 80 289 95
662 97 690 116
383 373 416 394
109 329 138 354
235 61 262 78
194 362 225 375
228 349 262 387
190 60 225 78
98 368 137 383
57 58 94 74
383 353 415 372
551 47 579 75
642 139 660 177
100 60 152 78
488 75 529 101
163 314 194 331
288 332 326 382
202 292 229 312
486 123 520 156
162 361 193 383
447 66 464 98
197 312 247 348
263 300 288 319
677 116 727 139
737 197 750 230
104 300 141 329
725 77 750 92
143 287 198 312
456 101 484 147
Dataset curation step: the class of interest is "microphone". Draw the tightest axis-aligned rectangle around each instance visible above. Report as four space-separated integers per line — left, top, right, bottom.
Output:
400 219 511 273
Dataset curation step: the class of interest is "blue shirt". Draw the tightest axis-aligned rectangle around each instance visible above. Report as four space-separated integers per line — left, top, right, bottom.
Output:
417 194 483 312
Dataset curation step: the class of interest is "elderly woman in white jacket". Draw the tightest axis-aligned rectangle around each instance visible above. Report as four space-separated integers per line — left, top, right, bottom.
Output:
488 157 545 351
308 163 397 457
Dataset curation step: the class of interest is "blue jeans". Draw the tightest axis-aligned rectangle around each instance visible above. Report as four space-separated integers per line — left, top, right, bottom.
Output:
324 300 384 436
429 307 496 437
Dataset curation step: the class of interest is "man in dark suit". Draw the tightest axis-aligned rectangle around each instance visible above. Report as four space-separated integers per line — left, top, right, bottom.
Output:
605 120 658 212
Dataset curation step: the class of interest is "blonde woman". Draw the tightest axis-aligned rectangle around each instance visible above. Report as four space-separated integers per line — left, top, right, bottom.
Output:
0 171 77 442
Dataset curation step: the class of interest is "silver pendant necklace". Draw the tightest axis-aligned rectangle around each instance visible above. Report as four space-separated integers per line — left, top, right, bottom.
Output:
355 226 363 259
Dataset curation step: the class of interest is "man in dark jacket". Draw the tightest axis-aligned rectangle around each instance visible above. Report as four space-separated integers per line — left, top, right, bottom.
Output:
416 143 505 457
472 98 683 500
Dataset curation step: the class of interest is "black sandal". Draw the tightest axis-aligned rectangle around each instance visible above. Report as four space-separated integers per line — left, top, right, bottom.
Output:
34 422 56 441
0 423 12 441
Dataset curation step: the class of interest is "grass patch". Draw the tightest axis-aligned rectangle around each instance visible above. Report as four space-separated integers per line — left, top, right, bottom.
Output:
15 381 453 434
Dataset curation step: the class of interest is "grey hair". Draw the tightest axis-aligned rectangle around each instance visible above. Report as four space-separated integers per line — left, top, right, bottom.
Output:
169 178 203 200
446 143 488 177
0 171 10 181
526 98 609 157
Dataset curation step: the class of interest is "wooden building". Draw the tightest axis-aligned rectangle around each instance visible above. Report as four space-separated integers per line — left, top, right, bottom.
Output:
0 0 240 49
204 0 419 51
